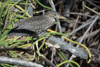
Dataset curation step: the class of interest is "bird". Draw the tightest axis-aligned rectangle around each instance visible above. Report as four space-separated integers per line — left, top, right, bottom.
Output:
7 11 66 36
7 11 66 56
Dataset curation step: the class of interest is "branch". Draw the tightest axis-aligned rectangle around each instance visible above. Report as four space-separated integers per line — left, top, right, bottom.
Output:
47 36 88 59
0 56 43 67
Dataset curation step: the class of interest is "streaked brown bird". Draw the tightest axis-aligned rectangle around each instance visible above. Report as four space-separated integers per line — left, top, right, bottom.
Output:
7 11 66 56
7 11 66 36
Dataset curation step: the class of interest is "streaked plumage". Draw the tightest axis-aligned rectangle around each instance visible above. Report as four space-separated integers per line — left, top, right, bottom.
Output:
7 11 65 36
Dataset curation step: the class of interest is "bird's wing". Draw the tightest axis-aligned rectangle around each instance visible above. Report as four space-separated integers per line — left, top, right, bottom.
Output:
17 15 55 34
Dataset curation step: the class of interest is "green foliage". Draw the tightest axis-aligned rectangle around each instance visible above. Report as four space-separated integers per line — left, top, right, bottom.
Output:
0 0 80 67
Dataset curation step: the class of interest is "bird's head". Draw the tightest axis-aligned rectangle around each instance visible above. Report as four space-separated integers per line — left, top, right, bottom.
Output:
46 11 67 20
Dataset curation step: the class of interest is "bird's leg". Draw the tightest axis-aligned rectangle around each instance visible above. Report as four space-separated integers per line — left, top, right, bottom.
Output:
31 35 35 58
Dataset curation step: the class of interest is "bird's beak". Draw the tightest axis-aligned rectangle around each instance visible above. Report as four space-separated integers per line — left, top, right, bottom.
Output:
56 15 67 20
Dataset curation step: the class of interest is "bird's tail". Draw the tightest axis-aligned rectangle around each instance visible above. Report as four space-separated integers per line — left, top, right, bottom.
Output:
7 26 36 36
